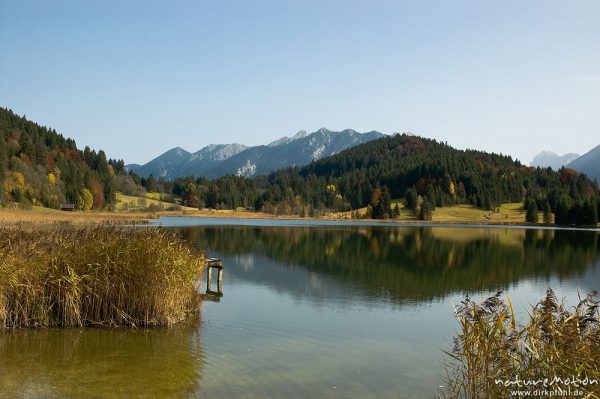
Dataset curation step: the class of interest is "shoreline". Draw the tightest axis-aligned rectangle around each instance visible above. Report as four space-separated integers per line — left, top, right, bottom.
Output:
154 210 600 231
1 207 598 231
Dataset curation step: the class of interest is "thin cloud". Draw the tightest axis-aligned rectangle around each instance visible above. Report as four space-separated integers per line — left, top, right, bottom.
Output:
568 75 600 82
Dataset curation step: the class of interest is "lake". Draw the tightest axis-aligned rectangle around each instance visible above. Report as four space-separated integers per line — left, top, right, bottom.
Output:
1 218 599 398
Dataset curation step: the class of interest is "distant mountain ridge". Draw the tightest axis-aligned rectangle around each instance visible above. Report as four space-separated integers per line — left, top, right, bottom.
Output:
567 145 600 183
127 128 385 179
530 151 580 170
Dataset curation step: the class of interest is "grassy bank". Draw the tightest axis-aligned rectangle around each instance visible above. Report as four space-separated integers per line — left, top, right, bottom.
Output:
0 228 205 328
115 192 198 212
441 290 600 398
334 202 529 224
0 206 207 227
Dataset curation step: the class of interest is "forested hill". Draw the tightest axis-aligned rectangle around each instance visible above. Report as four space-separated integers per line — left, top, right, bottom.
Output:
0 108 124 209
280 134 523 206
261 134 599 224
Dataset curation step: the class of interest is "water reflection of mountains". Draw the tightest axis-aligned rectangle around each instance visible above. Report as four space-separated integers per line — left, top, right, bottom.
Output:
180 226 600 303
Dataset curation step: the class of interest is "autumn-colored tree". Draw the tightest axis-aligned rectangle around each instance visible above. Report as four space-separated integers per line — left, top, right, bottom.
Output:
90 179 105 210
81 188 93 211
416 195 424 214
182 182 198 208
370 188 382 206
558 167 577 186
4 171 26 201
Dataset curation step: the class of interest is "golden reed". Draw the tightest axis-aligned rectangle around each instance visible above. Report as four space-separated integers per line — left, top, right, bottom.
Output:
0 227 205 328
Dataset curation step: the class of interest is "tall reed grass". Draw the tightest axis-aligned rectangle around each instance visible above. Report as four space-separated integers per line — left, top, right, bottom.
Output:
441 289 600 398
0 228 205 328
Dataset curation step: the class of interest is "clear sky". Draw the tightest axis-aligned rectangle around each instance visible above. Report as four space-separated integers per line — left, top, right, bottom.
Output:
1 0 599 165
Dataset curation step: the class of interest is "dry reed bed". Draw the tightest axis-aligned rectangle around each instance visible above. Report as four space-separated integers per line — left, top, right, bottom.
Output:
0 208 150 226
0 228 205 328
441 289 600 398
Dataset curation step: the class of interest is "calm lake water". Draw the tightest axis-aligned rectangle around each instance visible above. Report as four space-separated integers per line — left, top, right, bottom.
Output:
2 218 599 398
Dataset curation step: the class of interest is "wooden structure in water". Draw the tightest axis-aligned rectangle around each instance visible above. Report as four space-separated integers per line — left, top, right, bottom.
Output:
202 257 223 302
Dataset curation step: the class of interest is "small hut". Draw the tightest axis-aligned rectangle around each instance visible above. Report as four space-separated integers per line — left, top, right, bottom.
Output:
59 203 76 211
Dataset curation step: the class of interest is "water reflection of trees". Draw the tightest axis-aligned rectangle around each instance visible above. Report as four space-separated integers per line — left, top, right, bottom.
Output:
180 226 600 302
0 323 203 398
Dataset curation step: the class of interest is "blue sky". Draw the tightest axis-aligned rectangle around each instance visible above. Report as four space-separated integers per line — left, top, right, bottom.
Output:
1 0 599 165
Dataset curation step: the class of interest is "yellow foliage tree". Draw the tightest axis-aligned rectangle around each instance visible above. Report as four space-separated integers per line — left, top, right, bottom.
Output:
4 171 26 195
81 188 94 211
48 173 56 185
449 181 455 195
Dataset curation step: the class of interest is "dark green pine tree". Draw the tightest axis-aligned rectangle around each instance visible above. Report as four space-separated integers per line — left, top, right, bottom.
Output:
483 194 493 211
372 187 392 219
145 175 158 192
525 197 539 223
381 187 392 218
555 195 572 225
435 186 444 207
406 187 418 211
97 150 116 206
427 184 436 211
582 198 598 226
419 197 433 221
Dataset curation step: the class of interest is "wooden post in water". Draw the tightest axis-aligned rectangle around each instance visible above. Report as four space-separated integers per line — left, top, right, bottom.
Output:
205 257 223 297
206 267 212 292
217 268 223 295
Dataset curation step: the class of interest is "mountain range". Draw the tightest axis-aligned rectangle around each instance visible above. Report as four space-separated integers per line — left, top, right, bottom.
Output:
530 147 600 183
126 128 385 179
567 145 600 183
530 151 580 170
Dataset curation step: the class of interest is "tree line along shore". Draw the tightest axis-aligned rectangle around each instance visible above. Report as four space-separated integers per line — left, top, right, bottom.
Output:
0 199 596 228
1 108 598 227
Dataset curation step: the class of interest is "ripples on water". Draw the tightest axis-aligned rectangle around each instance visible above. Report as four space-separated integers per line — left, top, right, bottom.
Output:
1 219 599 398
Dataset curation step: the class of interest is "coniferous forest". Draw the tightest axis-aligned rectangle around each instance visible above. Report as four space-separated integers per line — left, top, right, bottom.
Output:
1 108 598 226
0 108 123 209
